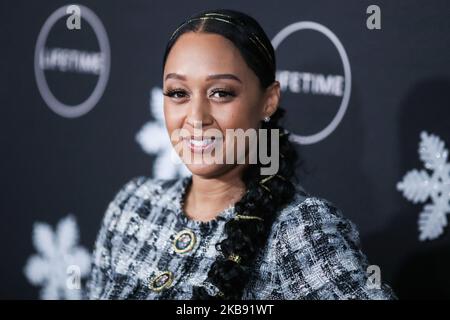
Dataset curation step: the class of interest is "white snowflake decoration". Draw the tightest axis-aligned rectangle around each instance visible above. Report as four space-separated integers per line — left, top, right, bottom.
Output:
135 87 190 179
24 214 91 299
397 131 450 241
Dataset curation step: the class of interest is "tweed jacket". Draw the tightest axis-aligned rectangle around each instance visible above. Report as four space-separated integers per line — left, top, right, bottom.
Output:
86 175 397 300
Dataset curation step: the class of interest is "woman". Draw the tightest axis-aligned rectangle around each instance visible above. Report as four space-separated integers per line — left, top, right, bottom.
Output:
87 9 397 300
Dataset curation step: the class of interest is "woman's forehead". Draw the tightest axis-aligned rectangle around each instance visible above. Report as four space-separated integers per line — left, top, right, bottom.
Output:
164 33 253 82
166 33 244 66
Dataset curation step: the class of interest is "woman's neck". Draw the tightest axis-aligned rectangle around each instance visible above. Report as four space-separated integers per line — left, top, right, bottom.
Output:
183 165 247 222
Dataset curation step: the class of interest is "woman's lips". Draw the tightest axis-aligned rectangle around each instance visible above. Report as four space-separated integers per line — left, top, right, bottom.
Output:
182 136 219 153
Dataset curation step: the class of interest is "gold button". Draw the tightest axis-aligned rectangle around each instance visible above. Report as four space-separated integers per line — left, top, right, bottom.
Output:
173 229 196 254
148 271 174 292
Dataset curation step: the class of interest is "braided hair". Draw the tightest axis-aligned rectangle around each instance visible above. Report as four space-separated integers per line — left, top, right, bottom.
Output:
162 9 303 300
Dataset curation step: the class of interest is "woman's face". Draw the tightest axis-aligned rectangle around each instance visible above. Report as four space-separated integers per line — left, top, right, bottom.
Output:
163 31 279 178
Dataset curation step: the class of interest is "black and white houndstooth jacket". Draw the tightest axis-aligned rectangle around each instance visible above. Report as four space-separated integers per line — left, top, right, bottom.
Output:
86 175 397 300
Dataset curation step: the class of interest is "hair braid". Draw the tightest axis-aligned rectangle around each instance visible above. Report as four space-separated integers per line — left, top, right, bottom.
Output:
192 107 300 299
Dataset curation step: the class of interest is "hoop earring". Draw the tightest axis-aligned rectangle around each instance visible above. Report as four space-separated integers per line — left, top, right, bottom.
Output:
263 116 270 123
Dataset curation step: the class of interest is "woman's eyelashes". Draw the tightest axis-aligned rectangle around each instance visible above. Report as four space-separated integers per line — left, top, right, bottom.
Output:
163 88 188 99
163 87 237 102
210 88 236 99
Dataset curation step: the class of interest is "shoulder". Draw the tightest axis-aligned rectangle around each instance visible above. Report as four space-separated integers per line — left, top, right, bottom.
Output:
269 192 397 299
274 194 362 250
278 195 359 238
91 176 183 268
108 175 180 209
271 193 364 271
98 175 181 234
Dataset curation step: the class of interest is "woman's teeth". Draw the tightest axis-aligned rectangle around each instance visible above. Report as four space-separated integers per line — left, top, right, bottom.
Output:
189 138 215 147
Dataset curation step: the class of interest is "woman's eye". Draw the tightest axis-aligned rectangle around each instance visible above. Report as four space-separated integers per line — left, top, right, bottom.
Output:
163 89 188 99
163 88 235 100
210 89 236 99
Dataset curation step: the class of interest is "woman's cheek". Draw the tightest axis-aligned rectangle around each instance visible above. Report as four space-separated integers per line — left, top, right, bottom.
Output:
164 110 182 132
219 108 252 130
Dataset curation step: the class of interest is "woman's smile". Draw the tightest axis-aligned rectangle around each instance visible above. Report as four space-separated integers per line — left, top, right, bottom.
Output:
182 135 218 153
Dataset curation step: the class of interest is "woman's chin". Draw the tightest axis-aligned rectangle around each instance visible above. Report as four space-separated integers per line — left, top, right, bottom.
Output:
184 162 230 178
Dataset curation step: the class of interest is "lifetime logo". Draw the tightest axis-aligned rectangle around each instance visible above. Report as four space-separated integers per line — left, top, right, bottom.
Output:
34 5 111 118
272 21 352 145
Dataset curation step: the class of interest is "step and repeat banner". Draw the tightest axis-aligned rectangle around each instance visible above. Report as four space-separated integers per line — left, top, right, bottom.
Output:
1 0 449 299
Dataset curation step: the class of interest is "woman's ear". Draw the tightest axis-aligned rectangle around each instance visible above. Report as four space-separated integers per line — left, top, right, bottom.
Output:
262 81 281 120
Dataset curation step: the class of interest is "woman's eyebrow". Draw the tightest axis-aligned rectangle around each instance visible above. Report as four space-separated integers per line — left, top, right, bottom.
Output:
165 73 242 83
206 74 242 83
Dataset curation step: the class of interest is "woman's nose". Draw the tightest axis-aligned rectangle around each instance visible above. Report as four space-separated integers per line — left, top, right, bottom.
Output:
186 98 213 128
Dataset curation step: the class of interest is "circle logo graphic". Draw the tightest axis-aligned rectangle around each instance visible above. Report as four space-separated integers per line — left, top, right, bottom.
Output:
34 5 110 118
272 21 351 145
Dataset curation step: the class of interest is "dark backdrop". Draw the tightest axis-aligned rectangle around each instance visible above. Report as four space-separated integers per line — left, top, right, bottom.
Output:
1 0 449 299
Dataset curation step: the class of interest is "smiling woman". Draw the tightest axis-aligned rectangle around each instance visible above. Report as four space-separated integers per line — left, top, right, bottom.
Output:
86 8 397 300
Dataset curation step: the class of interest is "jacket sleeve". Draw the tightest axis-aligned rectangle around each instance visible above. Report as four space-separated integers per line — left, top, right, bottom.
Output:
85 176 147 299
274 197 397 300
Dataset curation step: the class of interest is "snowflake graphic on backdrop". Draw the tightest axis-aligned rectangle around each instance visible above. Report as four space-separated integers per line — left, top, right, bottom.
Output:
135 87 190 179
397 131 450 241
24 215 91 299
